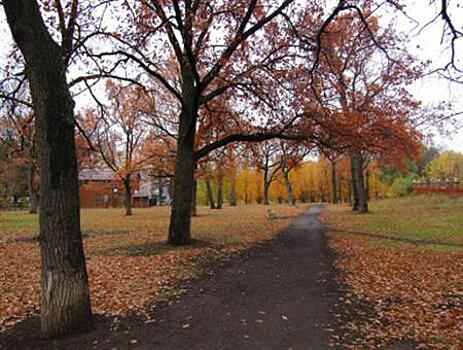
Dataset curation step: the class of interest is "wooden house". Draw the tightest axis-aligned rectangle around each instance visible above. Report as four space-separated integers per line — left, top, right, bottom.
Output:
78 169 139 208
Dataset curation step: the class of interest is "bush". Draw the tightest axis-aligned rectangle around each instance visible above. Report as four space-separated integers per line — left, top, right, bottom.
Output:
388 174 417 197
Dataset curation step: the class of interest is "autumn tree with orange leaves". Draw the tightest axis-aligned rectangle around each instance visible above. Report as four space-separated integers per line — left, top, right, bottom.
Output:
87 0 327 244
307 11 422 213
91 82 162 216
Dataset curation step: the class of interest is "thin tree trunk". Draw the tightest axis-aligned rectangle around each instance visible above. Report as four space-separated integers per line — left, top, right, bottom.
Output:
4 0 92 336
352 150 368 213
28 160 39 214
365 169 370 201
229 171 237 206
158 179 164 206
191 179 197 217
263 166 270 205
282 168 294 205
350 154 359 211
216 166 223 209
331 160 338 204
206 180 216 209
123 177 132 216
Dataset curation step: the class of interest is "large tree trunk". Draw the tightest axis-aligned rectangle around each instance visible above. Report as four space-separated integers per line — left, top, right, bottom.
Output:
168 119 196 244
351 150 368 213
28 160 39 214
4 0 92 336
216 166 223 209
350 154 359 211
206 180 216 209
168 63 197 245
123 177 132 216
331 160 338 204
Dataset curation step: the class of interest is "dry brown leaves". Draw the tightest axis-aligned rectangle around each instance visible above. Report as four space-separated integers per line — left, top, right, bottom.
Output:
0 204 307 331
322 207 463 349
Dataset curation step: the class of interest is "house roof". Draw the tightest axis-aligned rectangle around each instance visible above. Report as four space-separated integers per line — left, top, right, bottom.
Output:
79 169 118 182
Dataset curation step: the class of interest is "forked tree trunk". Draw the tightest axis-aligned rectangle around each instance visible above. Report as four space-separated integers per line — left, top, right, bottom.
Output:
206 180 216 209
331 160 338 204
28 160 39 214
351 150 368 213
4 0 92 336
123 177 132 216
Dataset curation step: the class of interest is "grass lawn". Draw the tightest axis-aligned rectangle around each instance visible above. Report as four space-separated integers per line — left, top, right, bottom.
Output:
322 195 463 349
0 204 308 330
322 194 463 247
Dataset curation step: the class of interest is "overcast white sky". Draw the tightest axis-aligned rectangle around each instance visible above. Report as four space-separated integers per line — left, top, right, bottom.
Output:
0 1 462 152
384 0 463 152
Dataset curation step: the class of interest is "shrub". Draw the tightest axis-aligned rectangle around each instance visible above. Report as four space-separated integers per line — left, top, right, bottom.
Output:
388 174 417 197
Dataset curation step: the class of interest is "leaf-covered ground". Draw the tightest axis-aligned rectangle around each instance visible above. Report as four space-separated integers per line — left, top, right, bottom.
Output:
0 204 308 331
321 195 463 349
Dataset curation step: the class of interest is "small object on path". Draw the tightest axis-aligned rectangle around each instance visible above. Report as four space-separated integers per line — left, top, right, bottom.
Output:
267 208 278 220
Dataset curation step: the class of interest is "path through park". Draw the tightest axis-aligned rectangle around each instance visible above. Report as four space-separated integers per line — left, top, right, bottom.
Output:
1 206 343 349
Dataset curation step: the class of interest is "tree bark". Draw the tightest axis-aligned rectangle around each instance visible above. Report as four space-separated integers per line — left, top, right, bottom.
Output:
365 169 370 201
350 154 359 211
206 180 216 209
282 168 294 205
263 166 270 205
168 62 197 245
3 0 92 336
158 179 164 206
123 177 132 216
351 150 368 213
331 160 338 204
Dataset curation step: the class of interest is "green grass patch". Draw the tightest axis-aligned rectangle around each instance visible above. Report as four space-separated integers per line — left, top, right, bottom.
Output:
325 194 463 250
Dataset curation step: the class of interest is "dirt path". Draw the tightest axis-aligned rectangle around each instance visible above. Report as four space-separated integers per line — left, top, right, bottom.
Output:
1 206 343 350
